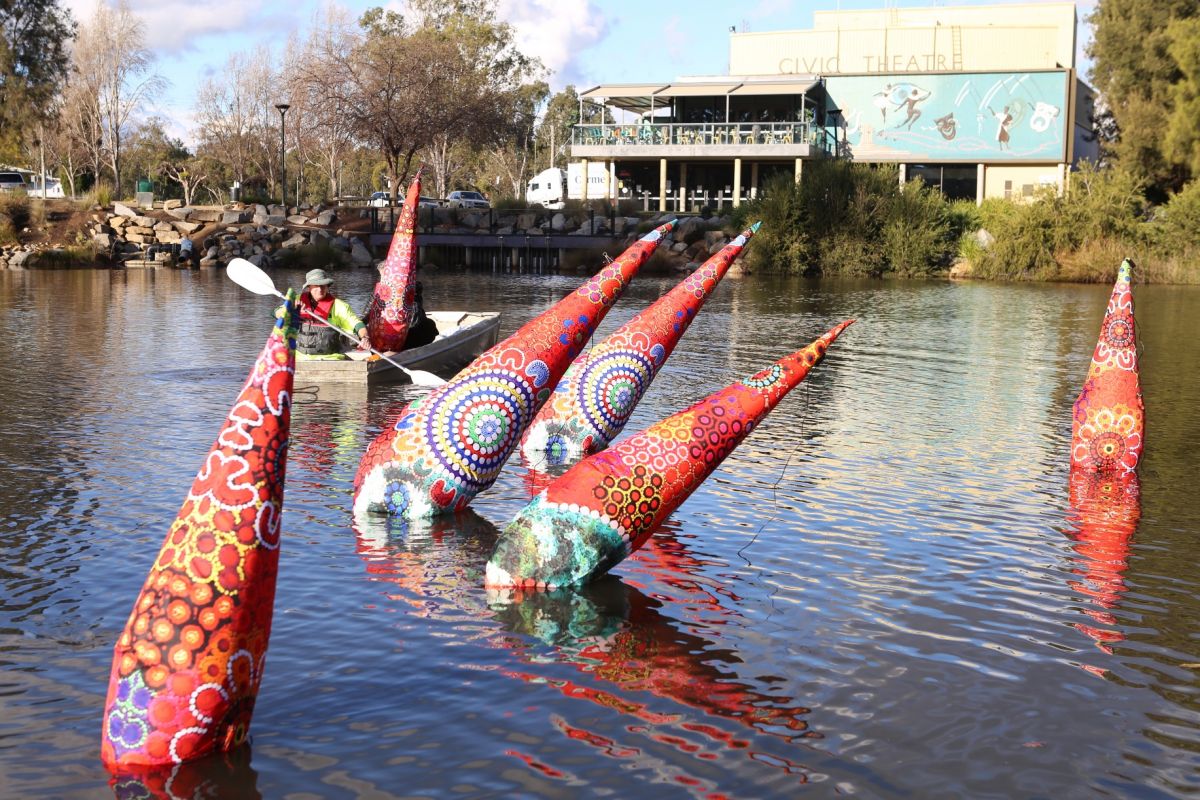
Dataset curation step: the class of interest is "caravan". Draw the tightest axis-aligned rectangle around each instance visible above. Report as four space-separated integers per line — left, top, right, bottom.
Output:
526 163 630 209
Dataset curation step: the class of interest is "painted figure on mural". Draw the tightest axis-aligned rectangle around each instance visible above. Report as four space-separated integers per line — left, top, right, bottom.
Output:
990 106 1014 150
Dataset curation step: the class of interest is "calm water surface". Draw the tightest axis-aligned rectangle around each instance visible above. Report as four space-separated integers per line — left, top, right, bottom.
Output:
1 266 1198 798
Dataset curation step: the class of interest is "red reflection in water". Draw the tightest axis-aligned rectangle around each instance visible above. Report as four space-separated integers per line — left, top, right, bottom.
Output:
352 512 815 792
1065 470 1141 654
489 567 814 791
109 745 260 800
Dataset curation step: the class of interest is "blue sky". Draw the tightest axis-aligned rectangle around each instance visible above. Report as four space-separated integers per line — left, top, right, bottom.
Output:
60 0 1097 141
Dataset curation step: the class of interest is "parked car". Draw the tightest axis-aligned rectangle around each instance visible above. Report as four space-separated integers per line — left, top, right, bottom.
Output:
369 191 391 207
446 190 490 209
418 196 441 208
0 171 32 192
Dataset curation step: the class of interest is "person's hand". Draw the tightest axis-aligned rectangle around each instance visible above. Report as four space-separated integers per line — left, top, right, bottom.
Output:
358 335 370 350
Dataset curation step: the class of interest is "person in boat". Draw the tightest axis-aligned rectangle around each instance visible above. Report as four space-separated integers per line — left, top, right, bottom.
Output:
403 281 439 349
294 268 370 360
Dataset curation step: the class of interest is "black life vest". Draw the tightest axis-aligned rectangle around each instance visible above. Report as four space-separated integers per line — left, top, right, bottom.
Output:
297 294 341 355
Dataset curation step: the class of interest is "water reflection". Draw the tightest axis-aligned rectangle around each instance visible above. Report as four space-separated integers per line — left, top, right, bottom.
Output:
110 745 260 799
353 508 500 610
1064 471 1141 655
288 394 369 484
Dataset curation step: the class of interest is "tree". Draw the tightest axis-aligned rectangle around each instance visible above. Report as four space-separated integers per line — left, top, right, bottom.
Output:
534 86 611 172
300 1 542 201
1165 17 1200 180
194 47 279 199
72 0 164 197
479 80 548 199
0 0 75 161
1087 0 1199 198
285 7 360 202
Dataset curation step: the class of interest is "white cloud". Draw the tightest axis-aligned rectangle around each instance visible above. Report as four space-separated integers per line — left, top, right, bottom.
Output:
663 15 685 61
496 0 610 87
62 0 281 54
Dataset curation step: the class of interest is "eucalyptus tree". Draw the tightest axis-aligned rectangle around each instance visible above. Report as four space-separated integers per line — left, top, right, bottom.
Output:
194 47 279 198
0 0 75 162
71 0 164 198
302 0 541 203
285 6 360 202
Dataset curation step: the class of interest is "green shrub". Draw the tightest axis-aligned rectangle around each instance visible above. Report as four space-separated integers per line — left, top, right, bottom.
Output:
272 242 351 270
0 192 31 232
28 244 97 269
493 196 526 211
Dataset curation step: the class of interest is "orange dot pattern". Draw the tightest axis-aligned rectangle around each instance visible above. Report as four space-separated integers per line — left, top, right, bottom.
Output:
1072 261 1144 474
101 297 296 769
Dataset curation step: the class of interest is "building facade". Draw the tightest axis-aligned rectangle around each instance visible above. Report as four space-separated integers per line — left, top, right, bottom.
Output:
570 2 1097 209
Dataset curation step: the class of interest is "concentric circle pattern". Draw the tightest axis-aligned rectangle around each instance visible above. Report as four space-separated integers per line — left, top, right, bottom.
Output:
425 370 537 487
577 349 656 442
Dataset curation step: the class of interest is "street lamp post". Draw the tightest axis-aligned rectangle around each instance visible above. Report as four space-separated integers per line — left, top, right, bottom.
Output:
275 103 290 208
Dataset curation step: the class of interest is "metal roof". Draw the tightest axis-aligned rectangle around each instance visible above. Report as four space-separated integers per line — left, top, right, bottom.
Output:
580 79 823 112
729 79 819 95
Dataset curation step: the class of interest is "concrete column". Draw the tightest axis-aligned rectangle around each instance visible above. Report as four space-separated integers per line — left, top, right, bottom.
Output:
794 157 803 183
976 163 985 206
581 158 589 201
733 158 742 208
1058 162 1068 197
898 163 907 188
658 158 667 212
750 162 759 199
607 159 615 200
679 163 688 210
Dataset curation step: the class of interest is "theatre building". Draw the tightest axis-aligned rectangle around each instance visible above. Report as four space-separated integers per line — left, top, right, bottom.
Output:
570 2 1097 210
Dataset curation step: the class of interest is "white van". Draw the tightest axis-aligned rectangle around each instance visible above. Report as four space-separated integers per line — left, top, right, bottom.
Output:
526 164 630 209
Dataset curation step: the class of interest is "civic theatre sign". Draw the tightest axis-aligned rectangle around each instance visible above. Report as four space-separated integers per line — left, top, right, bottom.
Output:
779 52 956 75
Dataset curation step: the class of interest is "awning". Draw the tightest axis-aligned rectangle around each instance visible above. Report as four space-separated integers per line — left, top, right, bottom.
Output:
729 79 819 96
579 84 670 113
653 81 743 97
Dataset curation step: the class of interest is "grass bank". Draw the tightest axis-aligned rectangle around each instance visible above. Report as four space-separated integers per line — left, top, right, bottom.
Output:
729 161 1200 284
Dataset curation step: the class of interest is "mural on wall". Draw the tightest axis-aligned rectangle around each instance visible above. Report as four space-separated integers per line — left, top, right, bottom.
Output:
828 71 1068 161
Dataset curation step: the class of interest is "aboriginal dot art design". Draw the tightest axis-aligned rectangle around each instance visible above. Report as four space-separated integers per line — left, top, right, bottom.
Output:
363 172 421 352
101 293 298 770
1071 259 1144 474
353 221 677 519
520 222 761 469
486 319 854 589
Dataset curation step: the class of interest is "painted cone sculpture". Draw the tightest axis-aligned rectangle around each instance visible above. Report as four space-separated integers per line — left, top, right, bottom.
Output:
363 172 422 352
1071 259 1144 474
353 221 677 519
101 294 298 770
486 319 854 590
521 222 761 469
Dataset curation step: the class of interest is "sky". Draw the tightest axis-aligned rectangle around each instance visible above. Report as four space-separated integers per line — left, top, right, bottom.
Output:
58 0 1098 143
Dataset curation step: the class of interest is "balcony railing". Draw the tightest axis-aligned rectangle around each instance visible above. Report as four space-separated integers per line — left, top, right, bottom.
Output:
571 122 834 153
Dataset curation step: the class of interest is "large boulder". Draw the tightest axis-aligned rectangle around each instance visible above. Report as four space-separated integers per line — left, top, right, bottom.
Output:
113 202 138 218
350 240 374 267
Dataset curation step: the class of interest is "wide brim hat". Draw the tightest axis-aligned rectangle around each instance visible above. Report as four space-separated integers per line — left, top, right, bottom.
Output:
305 268 333 286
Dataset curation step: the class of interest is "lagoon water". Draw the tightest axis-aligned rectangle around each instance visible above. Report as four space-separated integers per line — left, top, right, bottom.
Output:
1 266 1199 798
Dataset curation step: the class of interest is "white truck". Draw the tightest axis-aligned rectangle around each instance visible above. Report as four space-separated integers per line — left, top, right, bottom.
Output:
525 163 630 209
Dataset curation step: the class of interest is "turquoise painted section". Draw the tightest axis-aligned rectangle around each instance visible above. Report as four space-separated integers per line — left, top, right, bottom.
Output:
491 495 627 588
827 71 1069 162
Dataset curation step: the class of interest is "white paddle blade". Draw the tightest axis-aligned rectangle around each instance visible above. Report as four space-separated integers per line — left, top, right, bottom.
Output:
226 258 285 298
406 369 446 387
